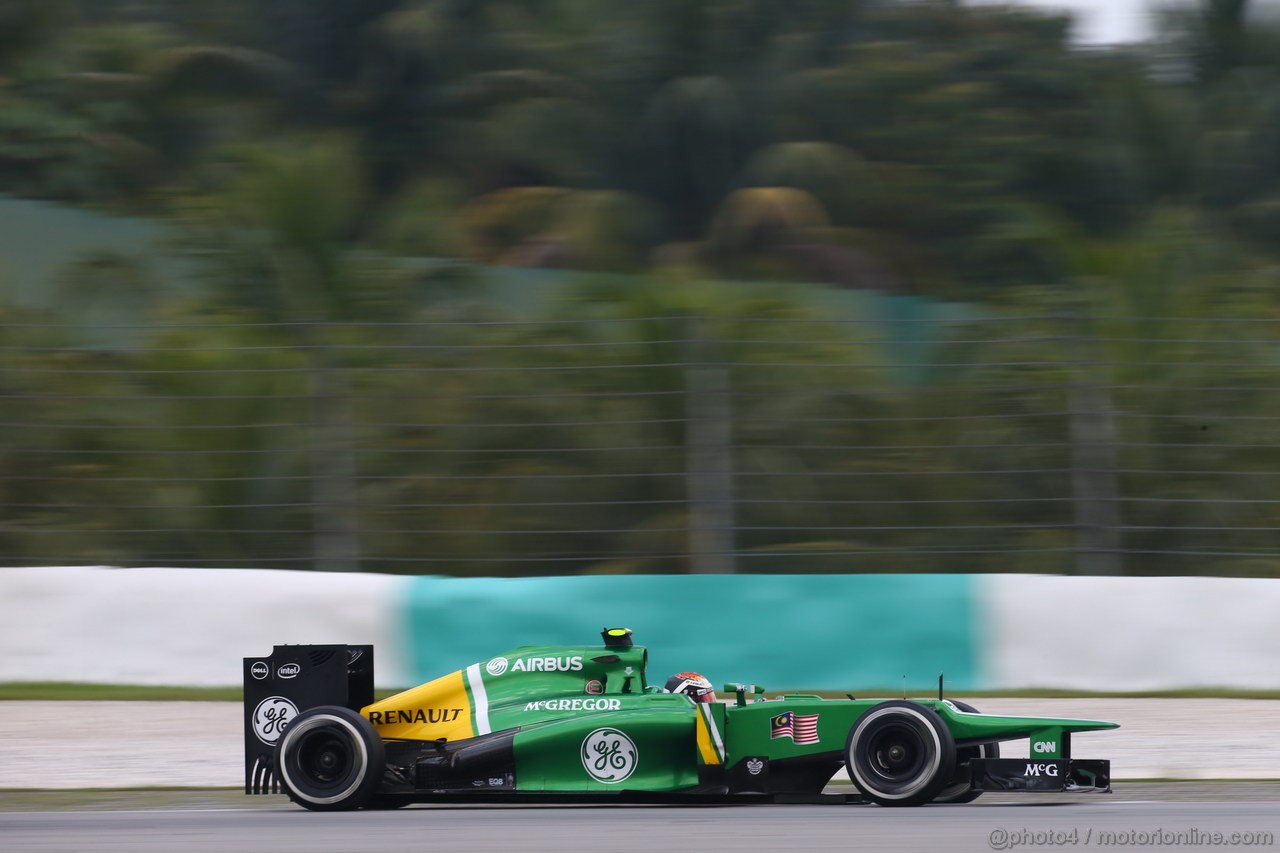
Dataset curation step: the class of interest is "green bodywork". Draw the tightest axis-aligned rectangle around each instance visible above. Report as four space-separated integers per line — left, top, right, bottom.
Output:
368 639 1117 793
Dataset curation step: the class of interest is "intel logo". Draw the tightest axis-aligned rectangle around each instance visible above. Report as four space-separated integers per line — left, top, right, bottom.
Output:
277 663 301 679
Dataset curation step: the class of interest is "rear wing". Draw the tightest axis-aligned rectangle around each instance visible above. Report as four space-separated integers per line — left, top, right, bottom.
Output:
243 644 375 794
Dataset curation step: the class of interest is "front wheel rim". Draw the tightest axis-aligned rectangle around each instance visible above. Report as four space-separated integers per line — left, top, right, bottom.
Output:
867 725 927 783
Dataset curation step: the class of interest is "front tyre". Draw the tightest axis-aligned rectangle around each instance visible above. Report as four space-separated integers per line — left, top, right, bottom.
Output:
846 701 956 807
275 706 385 811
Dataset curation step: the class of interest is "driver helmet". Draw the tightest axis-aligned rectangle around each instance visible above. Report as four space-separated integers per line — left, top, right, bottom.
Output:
665 672 716 704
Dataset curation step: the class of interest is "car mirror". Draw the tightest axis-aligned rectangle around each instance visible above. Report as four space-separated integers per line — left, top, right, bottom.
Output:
723 683 767 706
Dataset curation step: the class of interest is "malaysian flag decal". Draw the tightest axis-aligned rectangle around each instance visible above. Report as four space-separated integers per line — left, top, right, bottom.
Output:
769 711 819 745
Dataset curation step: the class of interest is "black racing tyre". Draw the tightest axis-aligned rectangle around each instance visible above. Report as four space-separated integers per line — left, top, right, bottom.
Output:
933 700 1000 804
275 706 385 811
845 700 956 807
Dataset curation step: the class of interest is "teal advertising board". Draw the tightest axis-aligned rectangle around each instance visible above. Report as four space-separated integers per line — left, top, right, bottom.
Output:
404 574 977 691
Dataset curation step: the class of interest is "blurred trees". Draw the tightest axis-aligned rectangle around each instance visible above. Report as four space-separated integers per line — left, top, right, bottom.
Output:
5 0 1280 281
179 139 407 571
7 269 1280 577
4 1 1280 575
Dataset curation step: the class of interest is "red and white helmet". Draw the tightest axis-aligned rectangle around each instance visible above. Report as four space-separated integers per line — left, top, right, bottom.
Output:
665 671 716 703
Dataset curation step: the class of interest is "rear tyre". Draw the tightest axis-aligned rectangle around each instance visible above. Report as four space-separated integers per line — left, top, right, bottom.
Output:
275 706 385 811
933 700 999 804
845 701 955 807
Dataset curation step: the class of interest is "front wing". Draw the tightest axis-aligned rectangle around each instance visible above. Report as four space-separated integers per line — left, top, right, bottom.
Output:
971 758 1112 793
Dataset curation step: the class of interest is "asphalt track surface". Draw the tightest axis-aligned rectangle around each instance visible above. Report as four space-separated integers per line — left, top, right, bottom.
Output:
2 787 1278 853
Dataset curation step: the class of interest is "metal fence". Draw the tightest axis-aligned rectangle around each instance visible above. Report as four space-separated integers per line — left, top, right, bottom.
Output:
3 311 1279 576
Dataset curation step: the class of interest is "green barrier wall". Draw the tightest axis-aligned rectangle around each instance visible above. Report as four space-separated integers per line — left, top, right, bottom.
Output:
404 574 978 691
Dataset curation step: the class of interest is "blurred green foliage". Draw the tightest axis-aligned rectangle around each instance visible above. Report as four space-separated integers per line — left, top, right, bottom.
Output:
0 0 1275 288
3 1 1280 575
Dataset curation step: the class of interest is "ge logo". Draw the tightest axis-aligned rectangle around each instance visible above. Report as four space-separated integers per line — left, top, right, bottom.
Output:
486 657 509 677
252 696 299 745
580 727 637 784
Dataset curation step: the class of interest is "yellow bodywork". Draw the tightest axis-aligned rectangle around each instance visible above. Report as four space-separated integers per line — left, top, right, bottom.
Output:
361 670 476 741
694 703 723 765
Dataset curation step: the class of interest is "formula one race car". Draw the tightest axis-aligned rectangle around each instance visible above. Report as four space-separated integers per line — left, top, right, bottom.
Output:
243 629 1117 810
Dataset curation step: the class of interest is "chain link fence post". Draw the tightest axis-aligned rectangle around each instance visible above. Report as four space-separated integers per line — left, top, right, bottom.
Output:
684 315 736 573
307 338 361 572
1066 312 1123 575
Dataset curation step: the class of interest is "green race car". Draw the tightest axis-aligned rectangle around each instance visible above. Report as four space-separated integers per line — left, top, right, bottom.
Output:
243 629 1117 810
